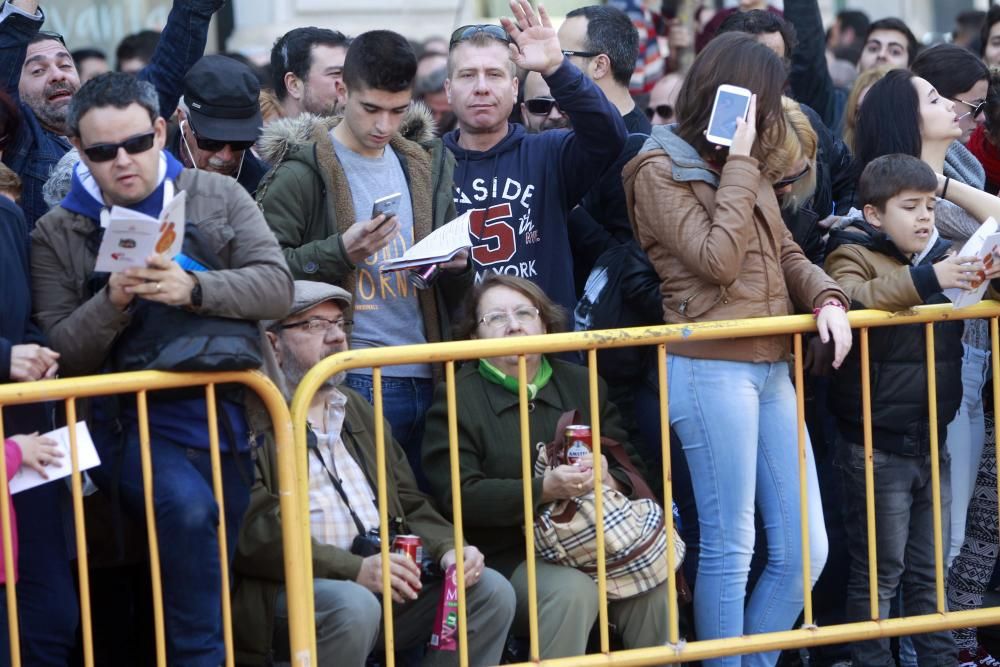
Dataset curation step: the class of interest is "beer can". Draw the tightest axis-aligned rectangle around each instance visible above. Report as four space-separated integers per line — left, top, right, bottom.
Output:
564 425 593 465
392 534 424 569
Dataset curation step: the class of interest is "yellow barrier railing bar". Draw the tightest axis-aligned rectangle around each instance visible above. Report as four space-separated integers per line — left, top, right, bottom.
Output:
588 349 610 654
205 385 235 667
137 390 167 666
517 354 540 661
860 328 878 622
373 367 396 666
66 398 94 667
656 343 680 646
445 360 470 667
924 324 946 614
295 385 317 664
792 334 813 627
287 301 1000 667
0 408 18 667
0 370 310 667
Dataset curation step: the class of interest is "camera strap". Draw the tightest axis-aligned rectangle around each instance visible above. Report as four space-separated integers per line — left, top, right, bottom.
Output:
308 436 370 537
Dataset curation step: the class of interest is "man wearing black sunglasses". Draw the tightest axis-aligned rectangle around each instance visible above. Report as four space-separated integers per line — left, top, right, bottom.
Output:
169 55 269 196
30 72 293 667
443 0 626 315
1 0 226 229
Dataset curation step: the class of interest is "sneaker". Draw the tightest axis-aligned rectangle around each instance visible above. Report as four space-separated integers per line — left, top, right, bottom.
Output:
977 646 1000 667
961 648 981 667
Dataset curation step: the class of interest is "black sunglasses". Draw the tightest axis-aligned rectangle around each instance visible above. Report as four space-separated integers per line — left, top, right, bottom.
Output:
955 97 987 120
525 97 559 115
194 136 255 153
561 49 599 58
645 104 674 120
37 30 67 47
81 131 156 162
449 25 511 48
773 163 812 190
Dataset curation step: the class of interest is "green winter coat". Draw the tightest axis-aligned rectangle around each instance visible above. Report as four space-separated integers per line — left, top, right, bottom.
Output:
231 388 457 665
255 105 469 348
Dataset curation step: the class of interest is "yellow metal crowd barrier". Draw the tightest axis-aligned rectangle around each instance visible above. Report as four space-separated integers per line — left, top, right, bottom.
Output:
288 300 1000 667
0 370 311 667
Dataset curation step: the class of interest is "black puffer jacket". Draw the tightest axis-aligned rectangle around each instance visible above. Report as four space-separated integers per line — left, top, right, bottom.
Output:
825 221 962 456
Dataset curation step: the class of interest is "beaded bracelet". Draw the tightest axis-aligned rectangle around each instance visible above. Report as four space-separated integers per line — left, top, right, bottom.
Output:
812 300 847 318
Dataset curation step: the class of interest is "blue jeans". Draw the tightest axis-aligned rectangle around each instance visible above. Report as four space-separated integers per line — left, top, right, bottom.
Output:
667 356 827 667
838 440 956 666
344 374 434 492
90 418 251 667
946 342 990 566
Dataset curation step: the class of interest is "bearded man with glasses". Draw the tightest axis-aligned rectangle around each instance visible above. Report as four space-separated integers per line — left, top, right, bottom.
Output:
30 72 293 667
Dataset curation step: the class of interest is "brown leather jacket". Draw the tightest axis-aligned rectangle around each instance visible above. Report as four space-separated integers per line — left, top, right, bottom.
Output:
623 130 847 362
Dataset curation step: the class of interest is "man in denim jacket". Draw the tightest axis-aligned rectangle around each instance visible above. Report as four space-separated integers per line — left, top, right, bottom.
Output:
0 0 223 228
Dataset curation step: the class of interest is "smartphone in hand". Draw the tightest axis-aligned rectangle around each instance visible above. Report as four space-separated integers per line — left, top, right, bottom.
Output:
705 84 752 147
371 192 402 231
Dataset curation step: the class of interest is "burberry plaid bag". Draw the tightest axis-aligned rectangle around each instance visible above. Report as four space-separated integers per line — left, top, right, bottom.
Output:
532 410 685 600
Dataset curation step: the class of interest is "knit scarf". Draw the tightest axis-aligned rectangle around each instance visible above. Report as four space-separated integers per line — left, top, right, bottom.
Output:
478 357 553 400
967 125 1000 195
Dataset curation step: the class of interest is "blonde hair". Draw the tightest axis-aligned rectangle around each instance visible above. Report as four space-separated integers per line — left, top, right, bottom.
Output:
843 66 890 154
0 163 21 203
259 88 285 126
774 97 818 212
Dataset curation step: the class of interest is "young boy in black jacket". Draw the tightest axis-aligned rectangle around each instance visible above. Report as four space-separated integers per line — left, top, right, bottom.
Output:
824 154 1000 666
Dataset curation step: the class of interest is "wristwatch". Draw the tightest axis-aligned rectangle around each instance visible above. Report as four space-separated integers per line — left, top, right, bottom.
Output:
189 275 203 308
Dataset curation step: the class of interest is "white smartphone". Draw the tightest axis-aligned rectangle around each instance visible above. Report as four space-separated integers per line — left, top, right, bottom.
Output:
371 192 402 229
705 84 753 147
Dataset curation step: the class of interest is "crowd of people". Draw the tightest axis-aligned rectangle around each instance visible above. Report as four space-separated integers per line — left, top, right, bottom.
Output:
5 0 1000 665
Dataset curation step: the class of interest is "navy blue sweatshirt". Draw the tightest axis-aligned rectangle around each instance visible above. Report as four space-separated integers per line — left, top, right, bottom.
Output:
444 59 627 313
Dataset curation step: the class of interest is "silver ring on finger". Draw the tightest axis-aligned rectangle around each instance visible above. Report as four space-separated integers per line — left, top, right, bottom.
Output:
156 282 162 293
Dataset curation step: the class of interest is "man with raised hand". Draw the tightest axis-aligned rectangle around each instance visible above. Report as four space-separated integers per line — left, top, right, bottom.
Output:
0 0 223 227
444 0 626 314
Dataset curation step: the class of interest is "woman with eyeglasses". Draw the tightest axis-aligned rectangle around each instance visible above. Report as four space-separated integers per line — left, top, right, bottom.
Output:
420 274 670 660
623 33 851 666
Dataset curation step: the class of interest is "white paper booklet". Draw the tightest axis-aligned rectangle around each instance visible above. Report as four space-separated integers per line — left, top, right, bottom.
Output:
945 216 1000 309
94 190 186 273
9 421 101 495
380 211 472 272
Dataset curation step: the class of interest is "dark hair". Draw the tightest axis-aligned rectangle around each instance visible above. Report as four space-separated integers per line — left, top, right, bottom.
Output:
71 48 106 66
865 18 919 64
0 90 20 149
675 32 787 166
854 69 921 175
564 5 639 88
910 43 988 99
342 30 416 93
984 67 1000 145
837 10 870 40
982 5 1000 58
66 72 159 138
270 27 350 101
859 153 937 211
716 9 797 58
455 274 567 340
115 30 160 70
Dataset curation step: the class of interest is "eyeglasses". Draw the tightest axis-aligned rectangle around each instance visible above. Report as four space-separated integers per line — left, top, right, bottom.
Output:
954 97 987 120
561 49 599 58
525 97 560 115
278 317 354 335
193 135 256 153
81 131 156 162
37 30 67 47
773 163 812 190
449 25 511 48
644 104 674 120
479 306 540 329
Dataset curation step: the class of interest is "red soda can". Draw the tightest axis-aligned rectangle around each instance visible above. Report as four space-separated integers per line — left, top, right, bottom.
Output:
564 425 592 465
392 534 424 570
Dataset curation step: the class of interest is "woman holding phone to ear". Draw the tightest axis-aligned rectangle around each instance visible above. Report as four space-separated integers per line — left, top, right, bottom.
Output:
623 32 852 667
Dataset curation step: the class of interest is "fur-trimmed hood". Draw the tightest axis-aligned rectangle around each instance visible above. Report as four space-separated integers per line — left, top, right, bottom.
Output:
256 102 437 167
